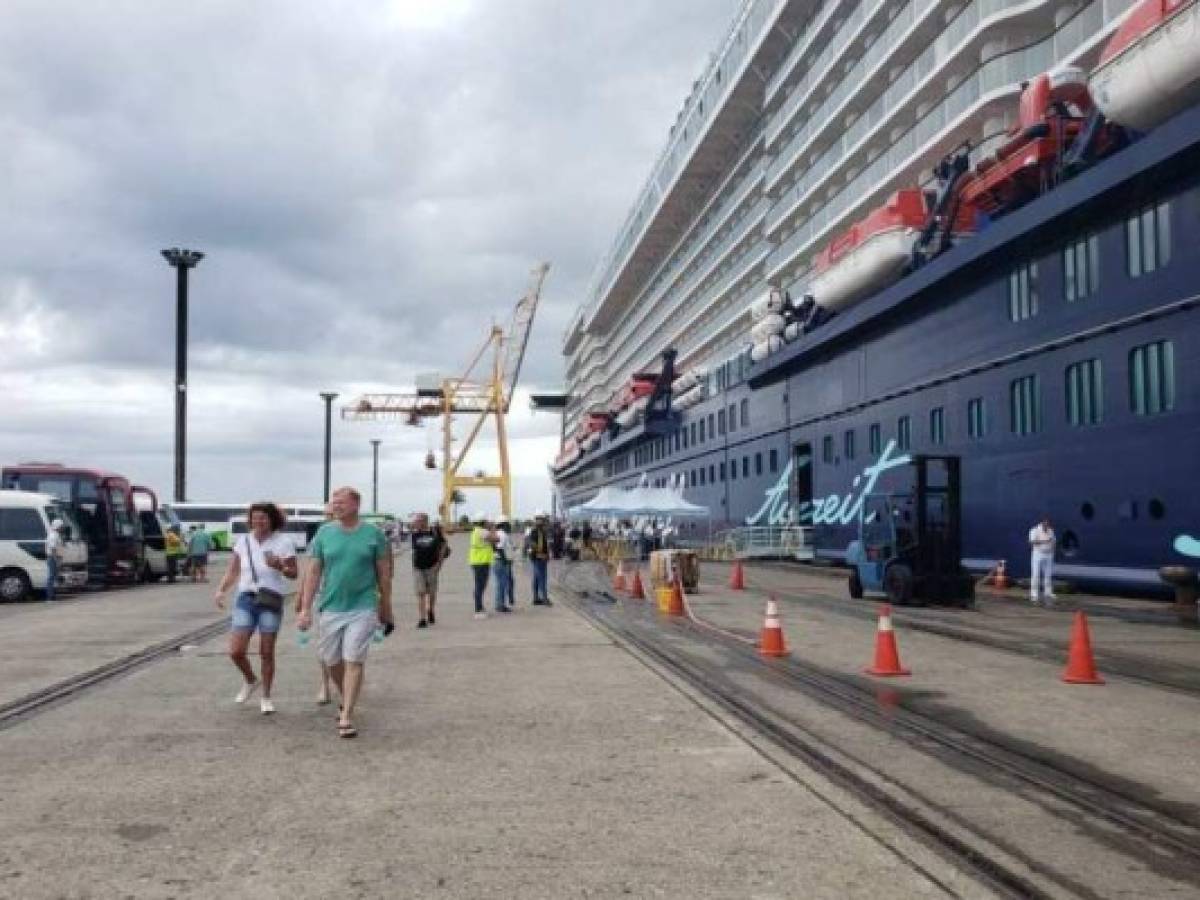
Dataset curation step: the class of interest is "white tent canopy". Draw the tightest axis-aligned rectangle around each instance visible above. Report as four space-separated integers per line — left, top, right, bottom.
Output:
567 483 709 518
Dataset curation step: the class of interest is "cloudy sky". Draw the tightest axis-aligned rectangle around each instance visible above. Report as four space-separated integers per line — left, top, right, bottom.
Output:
0 0 739 517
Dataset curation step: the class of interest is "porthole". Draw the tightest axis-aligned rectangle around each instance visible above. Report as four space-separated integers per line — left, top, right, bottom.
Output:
1149 498 1166 520
1080 502 1095 521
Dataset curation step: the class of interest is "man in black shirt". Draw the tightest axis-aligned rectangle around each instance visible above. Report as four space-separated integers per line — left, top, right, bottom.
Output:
410 512 448 628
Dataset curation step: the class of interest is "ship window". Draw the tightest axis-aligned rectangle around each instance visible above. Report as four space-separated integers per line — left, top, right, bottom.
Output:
719 463 726 482
730 460 737 481
930 407 946 446
700 468 706 486
1081 502 1095 521
1008 262 1039 322
1129 340 1175 416
727 404 736 433
708 414 715 439
769 448 779 473
868 423 881 455
755 453 763 476
718 409 726 436
709 465 715 484
740 399 749 428
1065 359 1104 427
897 416 912 452
700 419 706 442
967 398 986 440
844 429 855 461
1126 201 1171 278
823 436 834 464
1149 499 1165 520
690 423 697 445
1064 234 1100 302
1009 375 1041 435
742 456 749 478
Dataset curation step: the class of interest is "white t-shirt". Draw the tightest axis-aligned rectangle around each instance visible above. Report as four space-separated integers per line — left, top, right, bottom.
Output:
1028 524 1055 556
494 531 511 562
46 531 63 560
235 532 296 595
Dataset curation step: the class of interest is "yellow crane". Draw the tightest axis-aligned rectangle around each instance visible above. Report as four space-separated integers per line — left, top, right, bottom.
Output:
343 263 549 523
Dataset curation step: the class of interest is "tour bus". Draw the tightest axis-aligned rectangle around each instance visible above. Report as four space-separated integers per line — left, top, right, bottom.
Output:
172 502 325 550
1 464 153 586
230 511 326 553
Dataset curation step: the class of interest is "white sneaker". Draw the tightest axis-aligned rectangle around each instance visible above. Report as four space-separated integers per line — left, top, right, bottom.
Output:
474 611 487 620
260 697 275 715
235 680 259 704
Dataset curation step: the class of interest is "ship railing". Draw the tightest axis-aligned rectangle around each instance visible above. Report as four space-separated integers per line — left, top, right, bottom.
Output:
716 525 814 561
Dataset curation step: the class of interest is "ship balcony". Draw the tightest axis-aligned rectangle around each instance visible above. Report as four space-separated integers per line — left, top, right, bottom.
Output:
766 0 1066 198
577 0 792 336
601 155 767 363
765 0 923 156
764 0 857 108
765 0 1131 283
603 197 769 383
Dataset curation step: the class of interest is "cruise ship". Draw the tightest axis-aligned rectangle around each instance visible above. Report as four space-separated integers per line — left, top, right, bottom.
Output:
554 0 1200 589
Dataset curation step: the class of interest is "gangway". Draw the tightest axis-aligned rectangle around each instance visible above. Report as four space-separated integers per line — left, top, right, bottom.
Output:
717 525 815 561
343 263 550 522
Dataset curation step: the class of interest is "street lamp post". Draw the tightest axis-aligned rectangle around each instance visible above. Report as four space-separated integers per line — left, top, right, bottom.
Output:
370 439 381 513
320 392 339 503
161 247 204 504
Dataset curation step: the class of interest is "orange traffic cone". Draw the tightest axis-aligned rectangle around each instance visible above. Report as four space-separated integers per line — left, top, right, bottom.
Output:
730 560 746 591
630 569 646 600
758 596 787 658
993 559 1009 589
1062 611 1104 684
865 604 910 677
613 565 627 593
666 572 685 616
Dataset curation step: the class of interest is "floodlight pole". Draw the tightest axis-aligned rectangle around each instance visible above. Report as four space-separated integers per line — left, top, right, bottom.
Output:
370 439 381 513
161 247 204 504
320 392 339 502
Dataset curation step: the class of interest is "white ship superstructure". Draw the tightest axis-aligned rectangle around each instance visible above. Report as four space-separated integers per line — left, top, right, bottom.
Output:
562 0 1141 441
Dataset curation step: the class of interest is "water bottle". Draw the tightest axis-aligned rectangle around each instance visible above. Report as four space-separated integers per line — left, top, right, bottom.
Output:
297 628 310 647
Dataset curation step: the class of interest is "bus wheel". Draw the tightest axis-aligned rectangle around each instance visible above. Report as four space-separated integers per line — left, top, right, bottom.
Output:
0 569 32 603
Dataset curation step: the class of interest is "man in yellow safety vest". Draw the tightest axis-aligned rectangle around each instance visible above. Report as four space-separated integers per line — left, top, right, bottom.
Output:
468 517 496 620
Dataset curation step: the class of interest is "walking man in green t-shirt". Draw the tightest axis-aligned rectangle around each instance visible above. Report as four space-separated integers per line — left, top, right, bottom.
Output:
298 486 394 738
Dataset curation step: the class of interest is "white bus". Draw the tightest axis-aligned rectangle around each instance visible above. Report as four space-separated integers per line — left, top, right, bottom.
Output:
230 512 327 553
169 502 324 550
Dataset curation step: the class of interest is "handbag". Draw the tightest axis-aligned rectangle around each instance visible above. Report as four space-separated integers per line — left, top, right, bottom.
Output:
245 538 285 613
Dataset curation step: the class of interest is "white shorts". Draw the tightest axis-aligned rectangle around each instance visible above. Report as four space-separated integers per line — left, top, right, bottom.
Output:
318 610 378 665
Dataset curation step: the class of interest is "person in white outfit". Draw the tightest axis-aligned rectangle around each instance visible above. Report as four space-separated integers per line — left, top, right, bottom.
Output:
1028 516 1056 605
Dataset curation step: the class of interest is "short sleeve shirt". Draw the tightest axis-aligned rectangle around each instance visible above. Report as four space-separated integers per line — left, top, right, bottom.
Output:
410 528 446 570
235 532 296 595
188 530 213 556
310 522 388 613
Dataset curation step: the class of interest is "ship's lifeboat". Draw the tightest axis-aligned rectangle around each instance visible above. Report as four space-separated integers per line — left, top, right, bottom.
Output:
750 334 784 363
749 288 787 321
958 68 1094 216
616 374 657 411
615 395 650 429
672 367 705 395
750 313 786 344
673 381 707 411
809 189 928 311
1090 0 1200 132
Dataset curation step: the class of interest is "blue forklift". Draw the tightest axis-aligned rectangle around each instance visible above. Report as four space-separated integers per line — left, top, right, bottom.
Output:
845 455 974 607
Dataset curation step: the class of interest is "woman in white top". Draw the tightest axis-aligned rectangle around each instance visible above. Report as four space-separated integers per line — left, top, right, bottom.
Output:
214 502 298 714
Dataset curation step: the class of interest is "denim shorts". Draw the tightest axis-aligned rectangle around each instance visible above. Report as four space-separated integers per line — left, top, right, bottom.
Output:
231 591 282 634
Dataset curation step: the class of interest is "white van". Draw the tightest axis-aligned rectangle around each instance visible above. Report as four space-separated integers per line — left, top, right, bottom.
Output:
0 490 89 601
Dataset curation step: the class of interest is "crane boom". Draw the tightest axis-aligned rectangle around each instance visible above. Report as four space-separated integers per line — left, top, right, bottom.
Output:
500 262 549 411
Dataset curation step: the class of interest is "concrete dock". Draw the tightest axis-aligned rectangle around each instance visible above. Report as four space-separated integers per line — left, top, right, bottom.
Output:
0 545 975 899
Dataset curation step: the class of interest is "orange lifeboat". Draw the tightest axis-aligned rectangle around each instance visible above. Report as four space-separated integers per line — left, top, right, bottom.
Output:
809 189 928 312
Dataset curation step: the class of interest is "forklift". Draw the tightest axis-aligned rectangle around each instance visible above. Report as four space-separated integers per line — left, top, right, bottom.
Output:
845 454 974 607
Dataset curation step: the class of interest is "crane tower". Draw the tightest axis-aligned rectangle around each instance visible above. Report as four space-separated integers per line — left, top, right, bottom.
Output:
343 263 549 523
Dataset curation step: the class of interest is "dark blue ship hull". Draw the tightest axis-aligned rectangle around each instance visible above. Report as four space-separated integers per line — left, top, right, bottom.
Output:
558 101 1200 589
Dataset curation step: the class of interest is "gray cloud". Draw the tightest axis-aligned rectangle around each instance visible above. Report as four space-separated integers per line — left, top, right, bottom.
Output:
1 0 739 513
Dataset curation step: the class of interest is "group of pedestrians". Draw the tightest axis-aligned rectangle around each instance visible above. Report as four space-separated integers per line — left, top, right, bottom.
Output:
469 510 553 618
209 491 551 739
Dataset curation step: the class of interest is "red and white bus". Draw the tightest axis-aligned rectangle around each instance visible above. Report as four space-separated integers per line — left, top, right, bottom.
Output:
1 464 155 586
